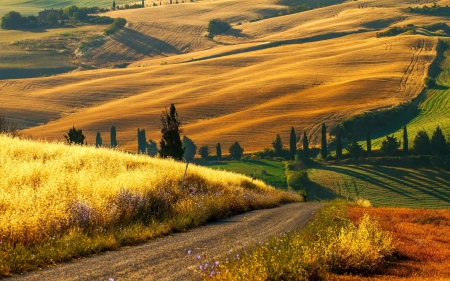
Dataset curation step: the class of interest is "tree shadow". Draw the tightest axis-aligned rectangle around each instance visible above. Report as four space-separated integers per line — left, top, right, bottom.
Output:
112 27 181 55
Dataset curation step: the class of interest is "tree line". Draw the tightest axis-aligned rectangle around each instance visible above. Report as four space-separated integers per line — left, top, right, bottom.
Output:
62 104 244 162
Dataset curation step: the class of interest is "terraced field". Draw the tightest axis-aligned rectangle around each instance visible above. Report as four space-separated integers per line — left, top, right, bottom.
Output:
1 0 448 153
308 164 450 209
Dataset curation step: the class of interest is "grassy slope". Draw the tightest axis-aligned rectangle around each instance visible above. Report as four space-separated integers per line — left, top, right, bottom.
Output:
0 134 301 276
203 159 287 189
308 163 450 209
369 42 450 148
0 0 446 153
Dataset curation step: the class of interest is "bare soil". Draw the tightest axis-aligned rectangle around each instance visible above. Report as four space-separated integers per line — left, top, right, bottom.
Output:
9 202 323 281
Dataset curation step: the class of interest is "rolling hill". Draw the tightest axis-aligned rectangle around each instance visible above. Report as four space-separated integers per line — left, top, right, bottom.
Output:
1 0 449 153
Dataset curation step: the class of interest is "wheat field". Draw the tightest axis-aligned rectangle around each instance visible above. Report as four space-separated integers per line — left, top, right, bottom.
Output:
0 0 447 152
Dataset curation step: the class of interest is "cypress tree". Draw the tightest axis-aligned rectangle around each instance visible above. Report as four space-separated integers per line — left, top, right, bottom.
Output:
159 104 185 160
113 1 116 9
413 130 431 155
366 131 371 158
95 131 102 148
431 126 446 156
137 128 148 154
272 134 283 156
336 127 342 160
289 126 296 161
321 123 327 160
403 125 408 156
182 136 196 162
216 143 222 161
303 131 309 160
110 126 118 148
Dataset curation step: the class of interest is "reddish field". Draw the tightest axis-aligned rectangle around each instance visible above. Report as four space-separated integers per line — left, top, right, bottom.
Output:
340 207 450 280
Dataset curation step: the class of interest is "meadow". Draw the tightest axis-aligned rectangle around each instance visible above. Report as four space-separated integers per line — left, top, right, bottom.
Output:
203 159 287 189
308 163 450 209
0 134 301 276
366 40 450 149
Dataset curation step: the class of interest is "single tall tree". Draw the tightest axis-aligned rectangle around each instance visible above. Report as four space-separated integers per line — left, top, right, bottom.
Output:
413 130 431 155
229 141 244 160
366 131 371 158
199 146 209 160
431 126 447 156
137 128 148 154
303 131 309 160
336 127 342 160
321 123 327 160
95 131 102 148
147 140 158 156
64 126 85 145
110 126 118 148
289 126 296 161
272 134 283 156
159 104 185 160
216 143 222 161
403 125 408 156
182 136 196 162
113 1 116 9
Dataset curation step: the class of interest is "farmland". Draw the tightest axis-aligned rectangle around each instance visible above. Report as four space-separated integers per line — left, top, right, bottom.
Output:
308 163 450 209
0 0 447 153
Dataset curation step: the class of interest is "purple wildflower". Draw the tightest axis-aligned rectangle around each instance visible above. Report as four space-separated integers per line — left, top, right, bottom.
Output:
196 255 201 259
187 250 192 254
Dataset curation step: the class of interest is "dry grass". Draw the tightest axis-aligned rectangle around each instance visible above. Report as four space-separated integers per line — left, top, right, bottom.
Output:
339 206 450 281
0 134 301 276
0 0 447 153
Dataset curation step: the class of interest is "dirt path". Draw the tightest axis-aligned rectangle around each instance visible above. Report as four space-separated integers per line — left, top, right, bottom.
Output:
10 202 324 281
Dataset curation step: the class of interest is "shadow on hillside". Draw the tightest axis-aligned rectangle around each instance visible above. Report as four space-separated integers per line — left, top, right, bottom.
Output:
313 164 450 203
303 181 339 201
112 27 181 55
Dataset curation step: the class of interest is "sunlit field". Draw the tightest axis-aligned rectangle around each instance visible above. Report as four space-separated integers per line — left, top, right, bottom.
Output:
341 206 450 280
0 134 301 276
0 0 446 153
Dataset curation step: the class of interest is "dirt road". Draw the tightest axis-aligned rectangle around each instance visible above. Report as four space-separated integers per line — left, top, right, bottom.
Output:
10 202 324 281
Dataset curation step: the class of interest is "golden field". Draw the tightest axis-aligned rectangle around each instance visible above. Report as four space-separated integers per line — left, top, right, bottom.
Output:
0 0 448 152
0 134 298 246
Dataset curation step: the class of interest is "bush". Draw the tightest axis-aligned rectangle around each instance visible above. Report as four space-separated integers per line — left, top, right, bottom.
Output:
1 11 32 30
104 17 126 35
207 19 231 36
288 170 310 191
328 214 394 274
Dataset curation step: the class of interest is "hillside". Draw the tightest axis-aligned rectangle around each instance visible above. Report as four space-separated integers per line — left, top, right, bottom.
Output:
1 0 449 152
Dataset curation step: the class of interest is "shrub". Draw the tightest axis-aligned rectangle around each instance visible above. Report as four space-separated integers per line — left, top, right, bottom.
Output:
288 170 310 191
328 214 394 274
207 19 231 36
104 17 126 35
380 135 400 156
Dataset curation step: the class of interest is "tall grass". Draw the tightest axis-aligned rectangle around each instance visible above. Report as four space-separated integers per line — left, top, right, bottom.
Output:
197 201 394 280
0 134 301 276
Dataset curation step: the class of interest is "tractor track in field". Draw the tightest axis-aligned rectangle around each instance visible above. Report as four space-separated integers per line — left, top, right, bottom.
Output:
9 202 324 281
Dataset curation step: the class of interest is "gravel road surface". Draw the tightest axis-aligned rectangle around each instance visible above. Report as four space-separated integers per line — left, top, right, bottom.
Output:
10 202 324 281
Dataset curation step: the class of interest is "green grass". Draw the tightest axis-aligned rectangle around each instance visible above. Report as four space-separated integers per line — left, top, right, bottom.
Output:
202 159 288 189
367 41 450 149
308 163 450 209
